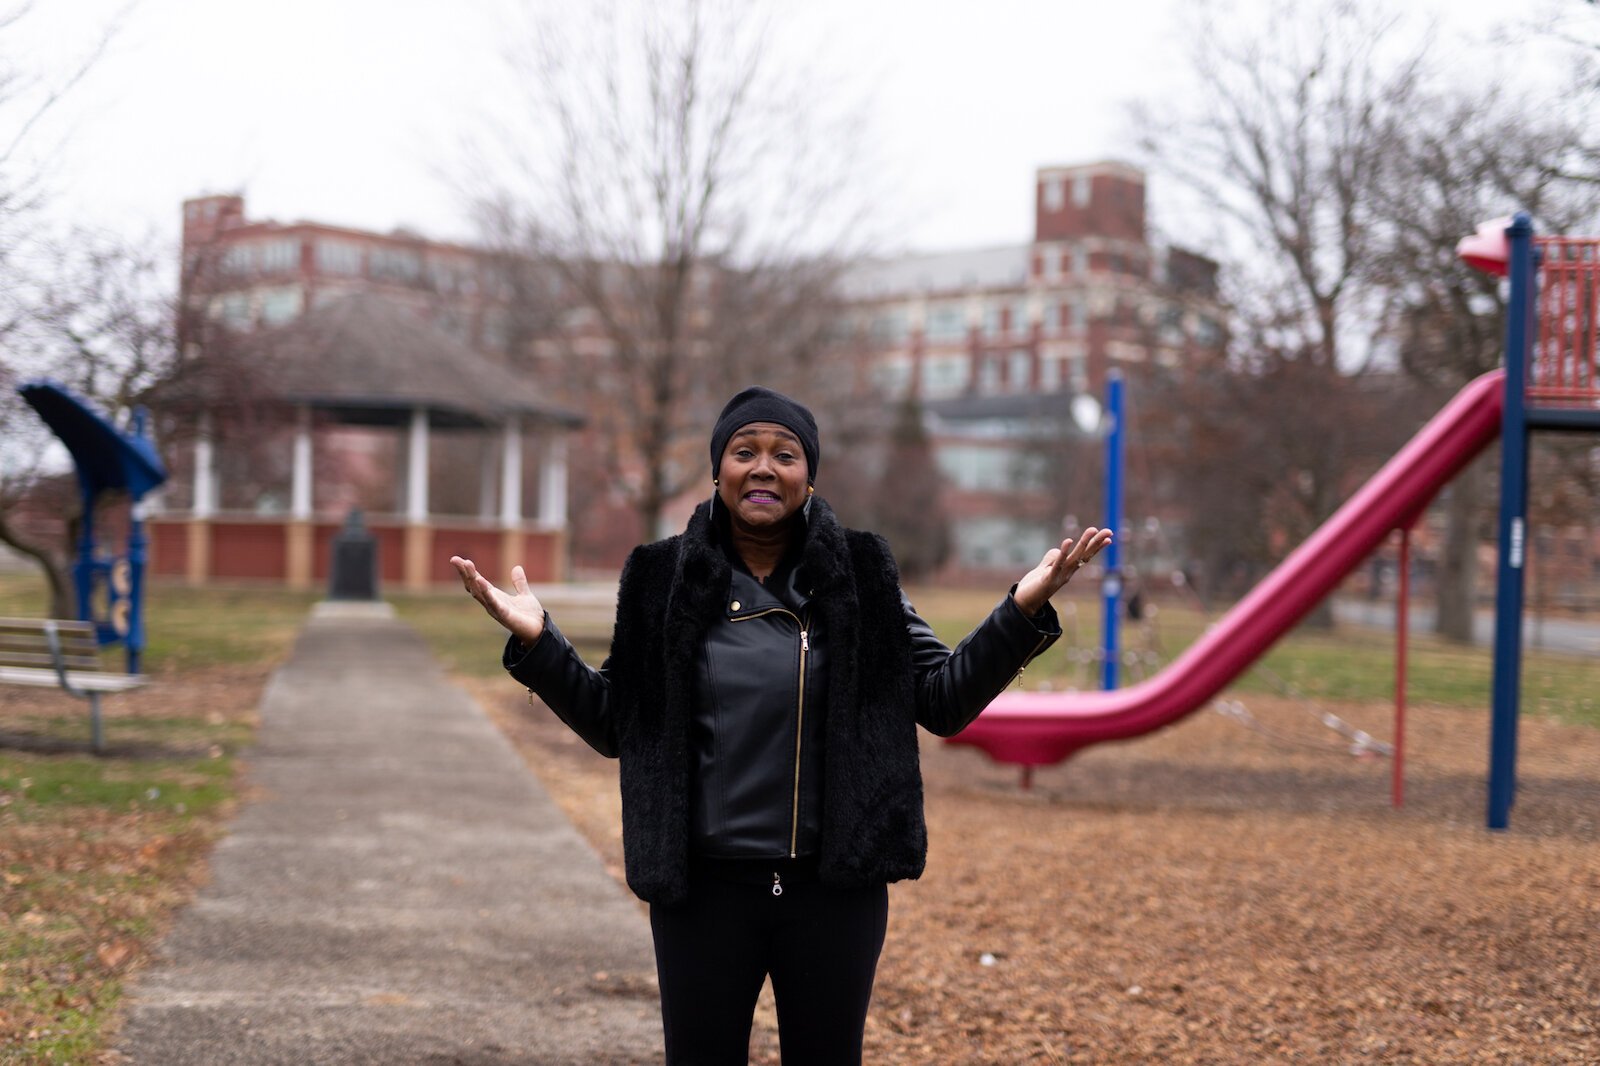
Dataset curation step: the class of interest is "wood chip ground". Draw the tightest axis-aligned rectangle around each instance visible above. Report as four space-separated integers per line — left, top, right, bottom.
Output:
466 679 1600 1065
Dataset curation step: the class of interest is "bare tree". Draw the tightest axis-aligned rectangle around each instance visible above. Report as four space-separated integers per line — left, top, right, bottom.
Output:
466 0 878 540
1 230 180 616
1134 0 1425 375
868 395 949 580
0 6 126 614
1362 81 1600 640
1130 0 1436 625
1141 0 1600 637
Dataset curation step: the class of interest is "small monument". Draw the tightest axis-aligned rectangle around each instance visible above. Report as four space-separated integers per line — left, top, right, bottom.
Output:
328 510 379 601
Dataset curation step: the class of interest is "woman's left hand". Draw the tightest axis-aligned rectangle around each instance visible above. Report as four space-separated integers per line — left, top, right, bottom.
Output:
1013 526 1114 616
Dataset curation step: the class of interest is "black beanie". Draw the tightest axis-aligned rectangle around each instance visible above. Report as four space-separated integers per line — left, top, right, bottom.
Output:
710 386 821 483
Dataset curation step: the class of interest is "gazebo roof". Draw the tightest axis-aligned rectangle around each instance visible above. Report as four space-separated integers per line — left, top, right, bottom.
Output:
245 294 582 430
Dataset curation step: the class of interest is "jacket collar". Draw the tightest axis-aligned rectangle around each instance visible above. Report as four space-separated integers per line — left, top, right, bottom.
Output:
670 495 852 628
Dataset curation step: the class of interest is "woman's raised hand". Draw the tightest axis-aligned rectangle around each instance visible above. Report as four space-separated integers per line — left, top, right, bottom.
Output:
1012 526 1114 616
449 556 546 646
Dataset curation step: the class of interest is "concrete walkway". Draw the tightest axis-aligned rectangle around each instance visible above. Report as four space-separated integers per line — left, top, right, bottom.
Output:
116 605 661 1065
1334 597 1600 656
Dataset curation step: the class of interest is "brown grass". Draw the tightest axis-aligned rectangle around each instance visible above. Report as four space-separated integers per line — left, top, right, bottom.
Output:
0 666 268 1064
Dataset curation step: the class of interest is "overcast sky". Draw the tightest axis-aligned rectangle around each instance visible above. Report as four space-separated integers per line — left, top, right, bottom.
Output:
8 0 1575 260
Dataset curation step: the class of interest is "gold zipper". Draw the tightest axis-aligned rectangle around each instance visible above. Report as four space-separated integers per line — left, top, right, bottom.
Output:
791 619 809 857
727 603 810 858
1009 631 1053 688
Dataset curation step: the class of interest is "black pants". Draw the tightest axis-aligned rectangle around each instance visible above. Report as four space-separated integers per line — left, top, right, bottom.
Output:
649 873 889 1065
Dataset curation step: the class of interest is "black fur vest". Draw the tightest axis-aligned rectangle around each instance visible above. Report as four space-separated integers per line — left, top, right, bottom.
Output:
605 497 927 906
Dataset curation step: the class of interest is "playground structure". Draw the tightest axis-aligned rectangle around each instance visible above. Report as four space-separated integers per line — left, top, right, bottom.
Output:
949 213 1600 831
16 381 168 673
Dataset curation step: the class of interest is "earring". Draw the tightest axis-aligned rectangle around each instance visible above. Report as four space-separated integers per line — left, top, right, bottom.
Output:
807 485 814 495
713 478 719 487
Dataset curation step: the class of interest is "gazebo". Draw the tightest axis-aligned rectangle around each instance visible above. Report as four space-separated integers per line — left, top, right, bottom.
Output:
146 295 582 590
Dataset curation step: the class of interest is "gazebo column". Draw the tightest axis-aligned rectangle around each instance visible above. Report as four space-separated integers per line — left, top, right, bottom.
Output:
403 406 433 590
499 417 524 575
537 428 569 580
478 431 499 521
186 412 217 586
285 406 315 590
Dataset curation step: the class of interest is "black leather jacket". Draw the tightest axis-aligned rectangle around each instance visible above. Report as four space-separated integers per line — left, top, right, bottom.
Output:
505 570 1060 863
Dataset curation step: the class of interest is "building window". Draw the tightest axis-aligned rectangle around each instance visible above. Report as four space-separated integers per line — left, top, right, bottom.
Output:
1041 299 1062 334
1040 355 1063 391
872 354 913 398
982 303 1004 338
219 244 255 275
1043 177 1064 211
870 309 908 345
953 516 1054 569
316 239 364 275
1069 294 1088 331
923 354 970 398
938 447 1048 494
1073 174 1092 208
1043 248 1061 281
258 238 300 274
1009 298 1029 334
925 303 966 343
1073 246 1089 275
979 356 1003 394
259 286 303 325
1195 315 1222 346
370 247 422 282
219 292 251 326
1158 304 1185 345
1008 350 1031 392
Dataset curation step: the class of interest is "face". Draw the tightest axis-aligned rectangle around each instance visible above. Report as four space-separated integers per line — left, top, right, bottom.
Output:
716 422 810 533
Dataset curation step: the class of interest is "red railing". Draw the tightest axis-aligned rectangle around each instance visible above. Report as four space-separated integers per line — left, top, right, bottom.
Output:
1532 236 1600 404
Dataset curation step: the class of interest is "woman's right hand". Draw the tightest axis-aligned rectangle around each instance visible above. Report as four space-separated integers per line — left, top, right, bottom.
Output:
449 556 546 647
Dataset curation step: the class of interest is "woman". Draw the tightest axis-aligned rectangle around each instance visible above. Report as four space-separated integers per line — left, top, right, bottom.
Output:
451 385 1111 1066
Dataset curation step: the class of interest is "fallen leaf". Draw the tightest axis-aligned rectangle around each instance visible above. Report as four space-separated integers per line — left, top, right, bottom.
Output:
97 940 135 971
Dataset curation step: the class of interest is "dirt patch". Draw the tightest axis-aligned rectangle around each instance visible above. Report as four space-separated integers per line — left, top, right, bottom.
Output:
465 677 1600 1065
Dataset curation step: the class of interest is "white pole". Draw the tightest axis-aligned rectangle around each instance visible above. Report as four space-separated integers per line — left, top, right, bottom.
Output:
291 406 313 520
538 430 568 527
194 412 216 517
478 439 498 520
500 417 523 527
407 407 429 524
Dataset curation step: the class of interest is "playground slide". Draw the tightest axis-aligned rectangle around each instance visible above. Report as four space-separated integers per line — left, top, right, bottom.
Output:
947 369 1507 767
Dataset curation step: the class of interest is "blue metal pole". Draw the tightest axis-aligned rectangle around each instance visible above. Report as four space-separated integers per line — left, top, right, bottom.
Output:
125 407 150 675
1488 212 1535 831
73 488 95 622
1101 372 1124 691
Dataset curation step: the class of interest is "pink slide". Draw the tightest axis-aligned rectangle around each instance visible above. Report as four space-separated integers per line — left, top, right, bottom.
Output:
947 369 1506 767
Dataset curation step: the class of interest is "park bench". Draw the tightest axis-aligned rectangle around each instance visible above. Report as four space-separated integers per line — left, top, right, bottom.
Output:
0 617 145 753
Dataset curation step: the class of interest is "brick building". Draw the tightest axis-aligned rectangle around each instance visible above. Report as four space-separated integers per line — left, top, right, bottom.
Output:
842 161 1227 574
165 161 1226 585
158 195 580 589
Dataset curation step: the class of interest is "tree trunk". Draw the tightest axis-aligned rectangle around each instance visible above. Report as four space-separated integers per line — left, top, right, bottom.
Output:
1299 470 1340 630
1435 454 1484 643
0 515 73 619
